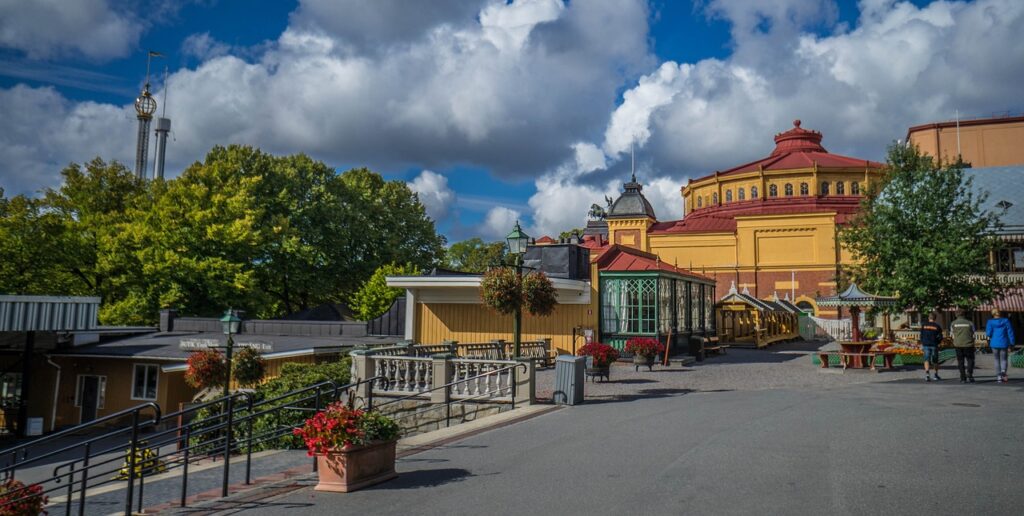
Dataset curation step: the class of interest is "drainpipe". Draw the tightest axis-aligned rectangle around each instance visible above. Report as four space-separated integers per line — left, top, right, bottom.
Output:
46 356 61 433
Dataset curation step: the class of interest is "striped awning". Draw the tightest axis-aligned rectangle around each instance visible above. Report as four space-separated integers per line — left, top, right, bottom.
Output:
978 288 1024 312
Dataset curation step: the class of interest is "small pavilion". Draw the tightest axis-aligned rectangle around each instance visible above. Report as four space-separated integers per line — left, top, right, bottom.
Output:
816 283 898 341
716 283 800 348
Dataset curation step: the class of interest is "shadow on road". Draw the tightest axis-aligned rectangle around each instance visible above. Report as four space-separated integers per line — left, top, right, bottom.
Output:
369 467 475 490
584 388 695 404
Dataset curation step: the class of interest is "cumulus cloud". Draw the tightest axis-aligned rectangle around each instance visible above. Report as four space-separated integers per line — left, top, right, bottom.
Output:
0 0 142 60
181 32 232 61
0 0 652 194
408 170 455 222
483 206 523 240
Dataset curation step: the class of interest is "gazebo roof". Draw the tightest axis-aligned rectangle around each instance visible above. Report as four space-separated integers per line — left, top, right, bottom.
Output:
816 283 898 307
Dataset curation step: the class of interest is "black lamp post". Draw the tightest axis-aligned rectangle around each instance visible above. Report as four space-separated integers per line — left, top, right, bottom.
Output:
505 221 530 359
219 309 242 398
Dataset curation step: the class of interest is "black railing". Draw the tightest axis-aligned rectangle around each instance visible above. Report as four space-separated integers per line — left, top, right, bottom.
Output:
372 362 528 429
0 376 385 515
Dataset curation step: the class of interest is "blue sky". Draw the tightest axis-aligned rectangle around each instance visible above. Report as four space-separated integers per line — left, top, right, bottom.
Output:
1 0 1020 242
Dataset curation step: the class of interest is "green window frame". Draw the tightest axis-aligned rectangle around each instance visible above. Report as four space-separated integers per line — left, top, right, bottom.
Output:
601 277 658 335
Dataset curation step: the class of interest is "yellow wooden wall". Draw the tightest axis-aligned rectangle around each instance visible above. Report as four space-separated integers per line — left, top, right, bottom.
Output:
415 303 597 354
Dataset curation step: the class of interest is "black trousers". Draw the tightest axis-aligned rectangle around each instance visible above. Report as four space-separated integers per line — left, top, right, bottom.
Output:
955 347 976 379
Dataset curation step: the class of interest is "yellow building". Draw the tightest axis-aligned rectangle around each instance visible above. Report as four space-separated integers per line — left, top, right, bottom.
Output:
603 120 886 316
907 115 1024 167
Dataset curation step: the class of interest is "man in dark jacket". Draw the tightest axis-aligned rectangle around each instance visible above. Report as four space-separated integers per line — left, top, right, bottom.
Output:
986 309 1016 383
950 311 976 383
919 313 943 381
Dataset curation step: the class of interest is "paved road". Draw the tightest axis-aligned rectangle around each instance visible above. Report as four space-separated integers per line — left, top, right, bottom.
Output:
221 373 1024 515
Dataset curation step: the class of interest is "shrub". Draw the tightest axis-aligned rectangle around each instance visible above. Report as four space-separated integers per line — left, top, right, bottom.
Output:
578 342 620 368
185 349 228 389
233 347 266 387
624 337 665 357
0 479 47 516
114 441 167 480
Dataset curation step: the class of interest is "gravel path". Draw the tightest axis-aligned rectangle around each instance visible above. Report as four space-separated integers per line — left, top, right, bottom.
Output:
535 340 977 402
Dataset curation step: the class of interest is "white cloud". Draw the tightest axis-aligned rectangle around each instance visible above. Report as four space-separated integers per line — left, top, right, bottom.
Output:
408 170 455 222
482 206 523 240
181 33 232 61
0 0 142 60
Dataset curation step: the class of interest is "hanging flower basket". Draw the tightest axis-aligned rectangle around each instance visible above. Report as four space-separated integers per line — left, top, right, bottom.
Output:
522 271 557 316
480 267 521 315
184 349 228 390
233 347 266 387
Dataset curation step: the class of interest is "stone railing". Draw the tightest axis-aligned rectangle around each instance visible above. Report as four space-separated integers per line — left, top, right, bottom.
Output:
349 351 534 406
359 338 552 365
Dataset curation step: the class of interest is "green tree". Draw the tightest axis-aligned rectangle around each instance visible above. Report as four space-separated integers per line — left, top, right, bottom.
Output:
0 192 69 294
839 143 1007 313
558 228 584 240
349 263 419 320
445 238 507 272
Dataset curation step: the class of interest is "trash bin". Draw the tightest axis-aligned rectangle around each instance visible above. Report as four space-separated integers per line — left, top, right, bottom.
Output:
553 355 586 405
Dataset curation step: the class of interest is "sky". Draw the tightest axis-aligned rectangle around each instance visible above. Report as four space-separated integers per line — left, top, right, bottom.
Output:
1 0 1022 243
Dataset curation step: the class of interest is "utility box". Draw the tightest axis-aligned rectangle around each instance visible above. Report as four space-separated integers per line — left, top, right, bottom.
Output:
553 355 586 405
25 417 43 436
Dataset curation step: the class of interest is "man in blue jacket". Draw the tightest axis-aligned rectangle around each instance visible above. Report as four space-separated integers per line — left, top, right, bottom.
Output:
986 309 1016 383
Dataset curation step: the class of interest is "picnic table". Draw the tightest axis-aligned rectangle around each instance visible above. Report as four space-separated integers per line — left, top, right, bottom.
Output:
817 341 897 371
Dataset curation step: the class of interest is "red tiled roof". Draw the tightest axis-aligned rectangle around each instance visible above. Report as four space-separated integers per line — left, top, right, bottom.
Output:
534 236 556 244
692 120 883 182
650 197 863 234
596 245 713 281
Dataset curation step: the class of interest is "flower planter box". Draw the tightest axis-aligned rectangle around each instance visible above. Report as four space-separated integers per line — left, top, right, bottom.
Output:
584 366 610 382
633 354 656 372
314 439 398 493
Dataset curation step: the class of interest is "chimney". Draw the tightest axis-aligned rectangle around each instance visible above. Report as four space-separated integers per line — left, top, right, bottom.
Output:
159 308 178 332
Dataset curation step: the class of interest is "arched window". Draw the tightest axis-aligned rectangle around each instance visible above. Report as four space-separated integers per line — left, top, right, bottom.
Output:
800 182 809 195
697 197 702 208
851 181 860 195
725 190 733 202
769 184 778 197
836 181 845 195
751 186 758 199
820 182 830 195
712 192 719 204
738 188 745 201
784 183 793 196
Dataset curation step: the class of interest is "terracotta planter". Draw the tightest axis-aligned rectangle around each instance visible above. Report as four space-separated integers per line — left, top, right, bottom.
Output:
633 354 656 371
314 439 398 493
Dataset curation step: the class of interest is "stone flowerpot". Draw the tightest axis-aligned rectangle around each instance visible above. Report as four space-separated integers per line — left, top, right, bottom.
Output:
584 365 610 382
314 439 398 493
633 354 656 372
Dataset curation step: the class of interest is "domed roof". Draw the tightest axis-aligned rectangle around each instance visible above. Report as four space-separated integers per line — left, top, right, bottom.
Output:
607 174 656 220
771 119 826 156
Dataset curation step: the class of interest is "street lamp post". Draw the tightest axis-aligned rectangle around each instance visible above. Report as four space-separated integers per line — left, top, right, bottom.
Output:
505 221 531 359
220 309 242 398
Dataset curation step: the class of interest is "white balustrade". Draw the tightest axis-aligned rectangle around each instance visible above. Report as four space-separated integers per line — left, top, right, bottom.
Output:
450 359 516 400
374 356 433 394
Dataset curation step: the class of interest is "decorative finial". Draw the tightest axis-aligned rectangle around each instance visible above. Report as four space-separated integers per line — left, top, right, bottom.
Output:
630 141 636 183
793 119 801 128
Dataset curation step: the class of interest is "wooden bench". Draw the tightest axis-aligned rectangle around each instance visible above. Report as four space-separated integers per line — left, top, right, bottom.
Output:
702 336 727 356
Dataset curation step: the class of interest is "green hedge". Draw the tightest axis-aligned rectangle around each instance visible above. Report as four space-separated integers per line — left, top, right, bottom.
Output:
810 350 956 367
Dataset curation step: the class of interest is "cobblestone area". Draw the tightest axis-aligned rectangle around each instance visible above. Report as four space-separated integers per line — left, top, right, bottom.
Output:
535 340 974 402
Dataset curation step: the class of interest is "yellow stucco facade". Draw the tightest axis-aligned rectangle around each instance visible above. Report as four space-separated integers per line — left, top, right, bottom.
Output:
908 115 1024 168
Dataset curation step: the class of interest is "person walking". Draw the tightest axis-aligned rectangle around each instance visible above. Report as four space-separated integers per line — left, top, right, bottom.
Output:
950 310 976 383
919 313 944 381
986 309 1016 383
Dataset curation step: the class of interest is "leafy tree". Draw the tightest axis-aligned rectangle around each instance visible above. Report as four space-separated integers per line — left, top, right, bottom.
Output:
558 228 584 240
349 262 420 320
445 238 507 272
0 193 69 294
839 143 1007 313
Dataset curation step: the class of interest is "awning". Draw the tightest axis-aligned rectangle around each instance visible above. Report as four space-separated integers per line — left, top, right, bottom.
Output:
979 288 1024 312
0 295 100 332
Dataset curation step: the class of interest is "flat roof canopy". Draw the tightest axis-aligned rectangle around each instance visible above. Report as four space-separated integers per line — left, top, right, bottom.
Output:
0 295 100 332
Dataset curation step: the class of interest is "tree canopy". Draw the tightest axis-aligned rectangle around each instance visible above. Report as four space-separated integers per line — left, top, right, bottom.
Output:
839 143 1007 314
349 262 419 321
444 237 508 272
0 146 446 324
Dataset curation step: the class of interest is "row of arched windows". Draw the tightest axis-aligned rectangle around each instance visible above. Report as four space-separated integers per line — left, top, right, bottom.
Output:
693 181 860 209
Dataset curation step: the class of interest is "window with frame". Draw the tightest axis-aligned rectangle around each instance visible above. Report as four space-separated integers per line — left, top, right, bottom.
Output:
800 182 809 195
738 188 745 201
820 182 830 195
704 285 716 332
836 181 845 195
0 373 22 402
784 183 793 196
697 197 702 208
768 184 778 197
132 364 159 400
601 277 658 334
725 190 733 202
659 278 674 333
851 181 860 195
750 186 758 199
691 283 703 330
74 376 107 408
995 247 1024 273
676 280 689 331
712 192 719 205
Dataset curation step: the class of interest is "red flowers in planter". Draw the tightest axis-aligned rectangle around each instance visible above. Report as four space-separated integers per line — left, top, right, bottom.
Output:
0 478 48 516
184 349 228 389
293 402 401 456
578 342 621 368
624 337 665 357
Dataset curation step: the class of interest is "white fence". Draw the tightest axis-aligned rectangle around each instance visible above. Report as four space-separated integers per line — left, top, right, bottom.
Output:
803 316 874 342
